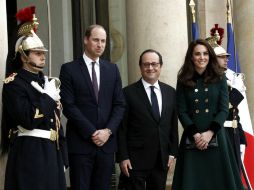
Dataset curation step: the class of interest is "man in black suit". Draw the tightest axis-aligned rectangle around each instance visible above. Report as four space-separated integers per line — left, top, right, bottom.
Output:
59 24 125 190
117 49 178 190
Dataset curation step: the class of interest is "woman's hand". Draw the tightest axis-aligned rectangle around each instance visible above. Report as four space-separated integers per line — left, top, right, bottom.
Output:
195 130 214 150
193 133 205 150
193 133 202 143
201 130 214 143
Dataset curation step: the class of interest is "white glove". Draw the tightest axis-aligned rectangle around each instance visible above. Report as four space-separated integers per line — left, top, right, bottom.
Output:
240 144 246 161
226 70 246 92
231 74 246 92
31 77 60 102
44 76 61 101
31 81 45 93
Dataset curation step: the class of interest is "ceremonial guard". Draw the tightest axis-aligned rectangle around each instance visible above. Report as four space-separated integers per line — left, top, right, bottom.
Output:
0 6 67 190
215 45 247 169
207 30 247 170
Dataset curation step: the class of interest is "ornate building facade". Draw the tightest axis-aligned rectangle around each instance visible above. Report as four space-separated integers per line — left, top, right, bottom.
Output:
0 0 253 189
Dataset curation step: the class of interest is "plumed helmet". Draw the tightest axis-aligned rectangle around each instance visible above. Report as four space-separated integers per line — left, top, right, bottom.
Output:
206 33 230 57
15 6 47 57
15 30 47 53
206 24 230 57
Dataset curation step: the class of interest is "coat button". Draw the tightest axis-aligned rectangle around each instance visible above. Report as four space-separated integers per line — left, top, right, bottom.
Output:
204 88 208 92
50 119 54 122
195 109 199 113
194 89 198 92
205 98 208 103
195 99 199 103
205 109 209 113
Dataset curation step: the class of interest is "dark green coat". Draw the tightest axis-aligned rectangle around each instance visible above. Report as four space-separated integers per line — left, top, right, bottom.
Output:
172 75 245 190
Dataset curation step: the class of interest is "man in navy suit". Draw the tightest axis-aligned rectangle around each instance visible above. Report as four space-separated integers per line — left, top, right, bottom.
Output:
59 24 125 190
117 49 178 190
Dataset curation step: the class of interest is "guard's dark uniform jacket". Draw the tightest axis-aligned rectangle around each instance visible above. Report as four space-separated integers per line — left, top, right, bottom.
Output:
2 69 67 190
225 86 247 170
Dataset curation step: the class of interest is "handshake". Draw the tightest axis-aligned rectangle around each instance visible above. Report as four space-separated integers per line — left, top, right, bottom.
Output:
31 76 61 101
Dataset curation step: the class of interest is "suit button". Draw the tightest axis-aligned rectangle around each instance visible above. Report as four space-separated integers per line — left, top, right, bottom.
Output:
50 119 54 122
204 88 208 92
195 109 199 113
195 99 199 103
194 89 198 92
205 109 209 113
205 98 208 103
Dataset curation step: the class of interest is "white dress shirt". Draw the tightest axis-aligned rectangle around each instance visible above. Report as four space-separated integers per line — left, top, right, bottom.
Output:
83 53 100 89
141 79 162 115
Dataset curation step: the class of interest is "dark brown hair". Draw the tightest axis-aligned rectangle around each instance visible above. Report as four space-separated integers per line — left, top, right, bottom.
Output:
139 49 163 67
177 39 224 87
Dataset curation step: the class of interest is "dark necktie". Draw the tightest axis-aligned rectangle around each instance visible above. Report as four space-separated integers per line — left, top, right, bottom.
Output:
92 62 99 102
150 86 160 122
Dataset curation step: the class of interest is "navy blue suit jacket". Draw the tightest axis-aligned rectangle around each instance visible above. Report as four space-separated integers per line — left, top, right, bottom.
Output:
59 57 125 154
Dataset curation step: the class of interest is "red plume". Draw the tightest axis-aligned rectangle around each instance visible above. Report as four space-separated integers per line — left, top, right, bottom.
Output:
210 24 224 45
16 6 35 23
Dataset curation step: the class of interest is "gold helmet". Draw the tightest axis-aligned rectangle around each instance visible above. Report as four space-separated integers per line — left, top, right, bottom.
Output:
206 36 230 57
206 24 230 57
15 6 47 58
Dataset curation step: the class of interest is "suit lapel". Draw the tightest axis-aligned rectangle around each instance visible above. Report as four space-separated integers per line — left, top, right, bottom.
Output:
78 58 97 102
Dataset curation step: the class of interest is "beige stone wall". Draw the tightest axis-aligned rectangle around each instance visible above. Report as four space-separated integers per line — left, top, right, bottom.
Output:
125 0 188 87
198 0 228 47
204 0 228 48
233 1 254 127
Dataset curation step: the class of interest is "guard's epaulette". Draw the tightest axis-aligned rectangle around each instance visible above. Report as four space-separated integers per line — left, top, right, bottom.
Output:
3 73 17 84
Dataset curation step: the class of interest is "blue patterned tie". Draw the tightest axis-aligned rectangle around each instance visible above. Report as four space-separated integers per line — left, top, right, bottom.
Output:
150 86 160 122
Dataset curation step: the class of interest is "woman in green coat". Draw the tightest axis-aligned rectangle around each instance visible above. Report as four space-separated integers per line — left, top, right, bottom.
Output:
172 39 245 190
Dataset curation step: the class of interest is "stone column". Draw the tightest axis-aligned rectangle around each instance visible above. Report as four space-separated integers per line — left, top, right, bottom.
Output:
198 0 228 47
125 1 188 87
0 2 8 190
233 1 254 127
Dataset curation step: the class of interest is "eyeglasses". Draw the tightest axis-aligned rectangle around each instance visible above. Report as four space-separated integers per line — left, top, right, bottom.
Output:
142 62 160 68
